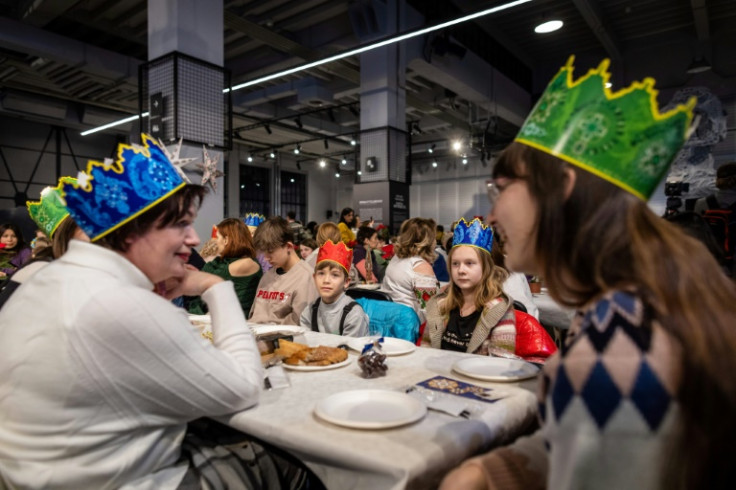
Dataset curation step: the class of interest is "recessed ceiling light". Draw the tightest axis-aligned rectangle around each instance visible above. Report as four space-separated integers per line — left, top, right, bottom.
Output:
534 20 563 34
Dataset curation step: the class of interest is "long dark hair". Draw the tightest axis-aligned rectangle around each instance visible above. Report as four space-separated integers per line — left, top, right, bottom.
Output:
338 207 354 225
493 142 736 489
0 223 26 253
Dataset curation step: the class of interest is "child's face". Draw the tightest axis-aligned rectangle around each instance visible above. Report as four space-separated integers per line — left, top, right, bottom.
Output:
299 244 313 259
1 229 18 249
264 244 291 269
450 246 484 294
314 265 349 304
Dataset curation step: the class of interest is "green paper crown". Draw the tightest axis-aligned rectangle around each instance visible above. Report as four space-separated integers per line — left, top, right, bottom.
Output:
516 56 696 200
26 176 77 238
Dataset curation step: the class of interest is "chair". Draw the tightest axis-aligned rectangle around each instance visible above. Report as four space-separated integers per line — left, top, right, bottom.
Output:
514 310 557 364
512 300 527 314
346 288 393 302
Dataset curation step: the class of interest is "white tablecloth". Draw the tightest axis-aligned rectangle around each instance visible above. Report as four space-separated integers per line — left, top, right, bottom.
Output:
222 330 538 490
533 291 575 330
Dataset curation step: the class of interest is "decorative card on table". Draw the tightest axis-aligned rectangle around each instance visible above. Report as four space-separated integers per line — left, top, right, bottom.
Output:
416 376 502 404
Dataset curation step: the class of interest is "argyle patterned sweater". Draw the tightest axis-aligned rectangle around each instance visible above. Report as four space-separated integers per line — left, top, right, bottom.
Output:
461 290 681 490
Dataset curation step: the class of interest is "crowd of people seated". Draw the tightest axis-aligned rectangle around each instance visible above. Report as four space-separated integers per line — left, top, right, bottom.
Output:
1 56 735 490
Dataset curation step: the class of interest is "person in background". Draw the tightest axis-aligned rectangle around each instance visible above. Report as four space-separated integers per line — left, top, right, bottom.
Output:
694 161 736 215
0 223 31 279
244 213 271 274
305 220 318 239
490 233 539 320
250 216 318 325
381 217 439 322
424 218 515 356
188 218 262 317
441 57 736 490
299 238 318 260
300 240 369 337
353 225 380 283
0 135 316 489
286 210 307 243
337 207 356 245
373 224 391 282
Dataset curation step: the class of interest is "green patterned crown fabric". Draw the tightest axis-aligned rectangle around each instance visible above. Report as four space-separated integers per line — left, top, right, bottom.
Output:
26 176 76 238
516 57 696 200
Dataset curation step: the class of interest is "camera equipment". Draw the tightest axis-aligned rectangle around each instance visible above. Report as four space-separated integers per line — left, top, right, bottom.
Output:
664 181 690 216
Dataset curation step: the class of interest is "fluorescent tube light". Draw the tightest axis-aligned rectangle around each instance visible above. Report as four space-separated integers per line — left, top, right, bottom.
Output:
80 112 149 136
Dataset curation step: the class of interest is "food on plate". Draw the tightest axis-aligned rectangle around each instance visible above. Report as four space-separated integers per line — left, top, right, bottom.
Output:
275 340 348 366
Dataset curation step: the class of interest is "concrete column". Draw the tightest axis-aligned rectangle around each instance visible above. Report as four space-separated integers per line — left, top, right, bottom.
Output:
355 0 409 234
147 0 225 242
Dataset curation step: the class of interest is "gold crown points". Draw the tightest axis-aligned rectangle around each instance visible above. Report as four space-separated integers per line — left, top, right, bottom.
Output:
557 56 696 130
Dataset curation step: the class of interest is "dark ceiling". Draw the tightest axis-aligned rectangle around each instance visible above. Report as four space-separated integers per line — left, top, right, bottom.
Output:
1 0 735 165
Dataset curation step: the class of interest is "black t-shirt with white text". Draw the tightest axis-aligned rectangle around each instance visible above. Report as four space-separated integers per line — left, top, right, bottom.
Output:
441 307 482 352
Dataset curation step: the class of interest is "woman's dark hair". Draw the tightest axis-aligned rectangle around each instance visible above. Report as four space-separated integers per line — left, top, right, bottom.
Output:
339 207 354 225
300 238 318 250
356 226 377 246
0 223 26 252
52 216 80 258
306 221 318 236
96 185 206 252
216 218 256 259
252 216 294 252
493 141 736 490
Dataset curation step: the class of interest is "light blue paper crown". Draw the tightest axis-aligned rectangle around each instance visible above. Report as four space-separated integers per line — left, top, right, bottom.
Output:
452 218 493 254
243 213 266 228
60 134 186 241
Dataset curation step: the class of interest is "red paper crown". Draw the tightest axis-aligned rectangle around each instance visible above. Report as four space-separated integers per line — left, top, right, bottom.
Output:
317 239 353 273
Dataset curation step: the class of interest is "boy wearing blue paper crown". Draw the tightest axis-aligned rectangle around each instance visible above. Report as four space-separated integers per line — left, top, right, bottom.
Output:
424 218 516 356
441 58 736 490
0 135 317 489
300 239 369 337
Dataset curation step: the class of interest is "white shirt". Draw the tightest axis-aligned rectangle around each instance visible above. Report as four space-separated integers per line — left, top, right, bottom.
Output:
381 256 438 322
503 272 540 320
0 240 262 489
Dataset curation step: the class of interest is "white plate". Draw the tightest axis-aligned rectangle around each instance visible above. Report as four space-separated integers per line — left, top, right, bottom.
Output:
452 357 539 382
347 337 416 356
283 356 353 371
251 324 306 336
314 390 427 429
351 283 381 290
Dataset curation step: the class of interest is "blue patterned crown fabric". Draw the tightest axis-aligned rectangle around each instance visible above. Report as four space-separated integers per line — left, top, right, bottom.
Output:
60 134 186 241
243 213 266 228
452 218 493 254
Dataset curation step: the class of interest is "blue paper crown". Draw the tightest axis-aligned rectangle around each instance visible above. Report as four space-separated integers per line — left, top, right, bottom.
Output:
60 134 186 241
452 218 493 254
243 213 266 228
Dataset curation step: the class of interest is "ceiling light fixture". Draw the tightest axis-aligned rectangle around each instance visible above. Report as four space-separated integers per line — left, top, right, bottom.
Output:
686 56 711 74
319 159 326 168
226 0 531 93
247 154 253 162
84 1 530 136
428 144 435 154
293 145 300 154
357 170 362 176
350 137 357 146
269 150 275 158
432 161 438 168
335 171 341 178
80 112 149 136
534 19 563 34
462 157 468 165
341 157 347 165
452 140 462 152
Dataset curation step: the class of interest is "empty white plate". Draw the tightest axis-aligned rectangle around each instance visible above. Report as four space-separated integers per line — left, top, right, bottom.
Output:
347 337 416 356
314 390 427 429
452 357 539 382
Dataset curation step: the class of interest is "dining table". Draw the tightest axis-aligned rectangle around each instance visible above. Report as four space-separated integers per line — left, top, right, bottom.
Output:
220 328 540 490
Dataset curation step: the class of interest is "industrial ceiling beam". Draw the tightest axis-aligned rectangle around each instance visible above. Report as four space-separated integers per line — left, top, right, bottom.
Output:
571 0 623 65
